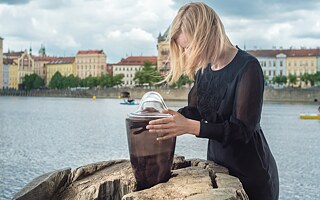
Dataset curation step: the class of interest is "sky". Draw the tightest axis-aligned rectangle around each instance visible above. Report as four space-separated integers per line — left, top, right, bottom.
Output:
0 0 320 63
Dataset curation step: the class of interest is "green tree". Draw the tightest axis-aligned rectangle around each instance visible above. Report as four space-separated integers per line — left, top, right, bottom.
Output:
112 74 125 87
49 71 63 89
33 76 44 89
99 74 124 88
22 73 44 91
134 61 162 87
300 73 309 86
272 75 287 86
170 74 193 88
287 74 297 87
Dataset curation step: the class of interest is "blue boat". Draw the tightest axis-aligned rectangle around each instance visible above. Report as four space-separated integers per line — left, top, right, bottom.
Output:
120 101 139 105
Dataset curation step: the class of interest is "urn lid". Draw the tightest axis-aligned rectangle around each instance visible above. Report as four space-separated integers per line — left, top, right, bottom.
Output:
128 91 171 118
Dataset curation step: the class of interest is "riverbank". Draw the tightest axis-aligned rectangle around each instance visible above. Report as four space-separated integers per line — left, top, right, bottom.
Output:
1 87 319 103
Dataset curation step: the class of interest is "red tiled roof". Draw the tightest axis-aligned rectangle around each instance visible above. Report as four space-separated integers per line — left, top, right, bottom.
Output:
247 48 320 57
77 50 104 55
114 56 157 65
3 58 14 65
3 51 24 58
47 57 75 65
32 56 61 62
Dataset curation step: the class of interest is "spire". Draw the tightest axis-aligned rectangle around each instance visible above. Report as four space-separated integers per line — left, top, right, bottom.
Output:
38 43 46 57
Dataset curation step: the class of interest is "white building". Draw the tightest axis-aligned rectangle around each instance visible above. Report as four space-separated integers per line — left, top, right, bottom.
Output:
247 49 287 82
113 56 157 88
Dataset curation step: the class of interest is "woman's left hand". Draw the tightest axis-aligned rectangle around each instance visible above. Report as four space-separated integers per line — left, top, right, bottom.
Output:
146 109 200 141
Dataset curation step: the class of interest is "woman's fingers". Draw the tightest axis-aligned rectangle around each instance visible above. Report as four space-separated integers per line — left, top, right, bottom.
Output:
161 109 177 116
146 123 173 130
149 117 173 125
156 133 177 141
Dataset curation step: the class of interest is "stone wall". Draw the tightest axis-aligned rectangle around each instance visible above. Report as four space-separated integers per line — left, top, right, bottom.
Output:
1 87 319 103
13 156 248 200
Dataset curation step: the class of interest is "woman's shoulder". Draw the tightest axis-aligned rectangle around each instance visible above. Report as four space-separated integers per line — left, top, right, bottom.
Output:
232 48 263 78
236 48 260 66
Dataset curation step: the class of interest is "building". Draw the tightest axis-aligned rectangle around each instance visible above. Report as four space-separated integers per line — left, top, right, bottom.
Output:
247 48 320 87
17 50 35 87
46 57 75 86
0 37 3 89
3 51 24 60
247 49 287 82
2 58 13 89
75 50 107 79
33 56 58 84
9 61 18 90
285 49 319 75
106 63 113 74
113 56 157 87
157 28 170 76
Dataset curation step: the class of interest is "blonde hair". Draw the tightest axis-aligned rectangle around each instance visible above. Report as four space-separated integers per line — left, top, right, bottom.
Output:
165 2 232 83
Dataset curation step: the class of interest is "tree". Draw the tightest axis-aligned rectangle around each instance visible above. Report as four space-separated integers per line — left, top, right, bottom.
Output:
287 74 297 87
98 74 124 88
49 71 63 89
134 61 162 87
170 74 193 88
22 73 44 91
272 75 287 86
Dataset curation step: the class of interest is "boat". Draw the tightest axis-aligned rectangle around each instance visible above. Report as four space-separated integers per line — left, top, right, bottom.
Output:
299 114 320 120
120 101 139 105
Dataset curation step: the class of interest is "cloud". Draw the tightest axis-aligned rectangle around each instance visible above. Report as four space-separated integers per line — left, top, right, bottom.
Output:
0 0 30 5
1 0 320 62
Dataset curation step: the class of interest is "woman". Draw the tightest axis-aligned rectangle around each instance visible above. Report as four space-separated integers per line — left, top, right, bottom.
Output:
146 2 279 200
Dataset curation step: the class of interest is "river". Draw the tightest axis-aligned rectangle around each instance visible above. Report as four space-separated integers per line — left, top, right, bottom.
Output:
0 96 319 199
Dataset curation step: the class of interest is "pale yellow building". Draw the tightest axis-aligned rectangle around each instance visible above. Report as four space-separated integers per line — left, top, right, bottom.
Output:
157 29 170 76
0 37 3 89
9 62 18 90
17 50 35 86
286 49 319 87
46 57 75 86
75 50 107 79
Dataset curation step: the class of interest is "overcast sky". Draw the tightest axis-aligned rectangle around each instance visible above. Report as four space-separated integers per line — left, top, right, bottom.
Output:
1 0 320 63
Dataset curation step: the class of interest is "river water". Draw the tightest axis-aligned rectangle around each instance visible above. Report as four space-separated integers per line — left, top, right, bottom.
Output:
0 96 319 199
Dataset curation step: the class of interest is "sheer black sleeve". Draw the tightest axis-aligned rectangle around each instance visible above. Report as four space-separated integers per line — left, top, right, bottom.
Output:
177 83 202 121
198 59 264 146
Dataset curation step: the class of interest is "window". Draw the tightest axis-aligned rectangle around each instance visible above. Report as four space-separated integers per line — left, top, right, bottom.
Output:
269 71 271 76
273 61 276 67
280 70 283 76
280 61 283 67
273 71 276 76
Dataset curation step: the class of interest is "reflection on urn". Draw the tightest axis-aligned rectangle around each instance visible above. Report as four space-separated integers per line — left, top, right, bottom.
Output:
126 91 176 190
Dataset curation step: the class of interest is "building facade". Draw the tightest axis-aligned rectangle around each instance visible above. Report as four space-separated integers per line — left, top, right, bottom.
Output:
9 62 18 90
46 57 75 86
2 58 13 89
286 50 317 76
113 56 157 88
17 50 35 86
0 37 3 89
75 50 107 79
157 28 170 76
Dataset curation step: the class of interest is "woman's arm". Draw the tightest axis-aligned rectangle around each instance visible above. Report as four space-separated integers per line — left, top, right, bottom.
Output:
197 59 264 146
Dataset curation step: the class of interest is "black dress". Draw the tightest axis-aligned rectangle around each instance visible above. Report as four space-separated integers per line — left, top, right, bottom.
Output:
178 47 279 200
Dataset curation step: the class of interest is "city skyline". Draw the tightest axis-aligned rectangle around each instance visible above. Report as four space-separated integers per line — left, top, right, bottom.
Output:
0 0 320 63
